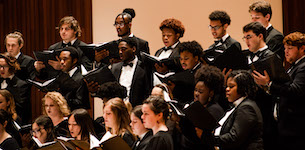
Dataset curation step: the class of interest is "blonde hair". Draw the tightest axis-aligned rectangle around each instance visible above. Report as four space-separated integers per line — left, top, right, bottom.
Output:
42 92 70 116
104 98 135 139
4 31 24 46
0 90 17 120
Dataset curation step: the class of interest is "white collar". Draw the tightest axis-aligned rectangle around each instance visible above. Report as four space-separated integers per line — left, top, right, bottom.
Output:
127 56 138 66
15 52 21 59
68 67 78 77
192 62 201 71
63 38 77 45
233 96 246 108
266 23 272 30
128 33 134 37
254 45 268 54
221 34 229 42
166 41 180 49
138 131 149 140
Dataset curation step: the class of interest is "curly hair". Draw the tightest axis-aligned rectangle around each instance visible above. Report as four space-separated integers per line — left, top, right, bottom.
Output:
97 82 127 102
160 18 185 38
194 65 224 95
42 92 70 117
178 41 203 58
0 90 17 121
4 31 24 46
143 96 169 123
243 22 266 42
104 98 135 140
0 52 21 74
209 10 231 25
249 1 272 21
57 16 82 37
283 32 305 48
227 70 257 99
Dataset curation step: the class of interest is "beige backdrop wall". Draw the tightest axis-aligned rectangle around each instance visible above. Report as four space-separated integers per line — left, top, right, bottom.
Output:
92 0 282 118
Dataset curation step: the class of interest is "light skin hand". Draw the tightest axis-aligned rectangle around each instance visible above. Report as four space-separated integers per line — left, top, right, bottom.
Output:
34 61 46 72
252 70 270 86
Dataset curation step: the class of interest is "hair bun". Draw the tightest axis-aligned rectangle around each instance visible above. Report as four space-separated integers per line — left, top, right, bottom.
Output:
123 8 135 18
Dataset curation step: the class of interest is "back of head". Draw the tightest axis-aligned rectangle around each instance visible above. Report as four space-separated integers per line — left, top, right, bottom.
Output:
58 16 82 37
160 18 185 38
249 1 272 21
209 10 231 25
243 22 266 42
97 82 127 102
0 89 17 120
0 52 21 74
119 37 137 49
227 70 257 99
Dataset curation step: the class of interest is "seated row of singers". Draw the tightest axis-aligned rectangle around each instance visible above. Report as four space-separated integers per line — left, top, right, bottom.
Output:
1 62 266 150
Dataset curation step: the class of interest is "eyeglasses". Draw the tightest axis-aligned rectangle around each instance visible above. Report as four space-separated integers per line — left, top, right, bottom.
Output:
208 25 223 30
113 22 127 27
0 65 9 69
242 35 254 41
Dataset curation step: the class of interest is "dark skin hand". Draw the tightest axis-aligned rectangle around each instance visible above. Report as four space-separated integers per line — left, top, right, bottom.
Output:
154 63 169 74
95 49 109 62
84 79 99 94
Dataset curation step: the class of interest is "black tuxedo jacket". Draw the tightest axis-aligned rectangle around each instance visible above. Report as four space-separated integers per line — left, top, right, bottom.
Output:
3 76 31 124
203 36 248 70
132 130 153 150
59 67 90 110
244 48 275 65
132 36 150 57
111 60 151 107
49 39 92 70
270 57 305 137
16 53 36 80
211 98 263 150
266 26 285 60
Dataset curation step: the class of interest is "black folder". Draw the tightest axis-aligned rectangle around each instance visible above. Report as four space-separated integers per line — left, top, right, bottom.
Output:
83 66 116 85
19 124 32 135
251 54 290 83
33 49 62 64
183 101 218 130
79 41 120 62
140 52 179 71
27 73 79 93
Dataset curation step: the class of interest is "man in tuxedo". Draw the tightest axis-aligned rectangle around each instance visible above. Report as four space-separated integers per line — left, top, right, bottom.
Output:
111 37 151 107
5 31 35 80
0 53 31 124
249 1 285 60
203 10 248 71
114 9 150 57
178 41 203 75
154 18 185 74
253 32 305 149
243 21 280 150
35 16 92 79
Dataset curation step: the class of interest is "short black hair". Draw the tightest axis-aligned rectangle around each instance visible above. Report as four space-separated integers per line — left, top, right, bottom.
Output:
194 65 224 94
97 81 127 101
115 12 133 23
243 22 266 42
227 70 257 99
178 41 203 58
209 10 231 25
119 37 137 48
61 46 80 63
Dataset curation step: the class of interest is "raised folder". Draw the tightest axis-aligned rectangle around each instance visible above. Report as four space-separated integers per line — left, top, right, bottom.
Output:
83 66 116 85
33 49 62 64
140 52 180 71
251 54 290 83
90 132 131 150
79 41 120 62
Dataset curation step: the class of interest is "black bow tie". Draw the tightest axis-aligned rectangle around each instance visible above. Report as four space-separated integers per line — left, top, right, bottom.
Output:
62 42 72 48
163 46 172 51
123 62 133 67
214 39 223 45
0 78 11 83
250 51 262 60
